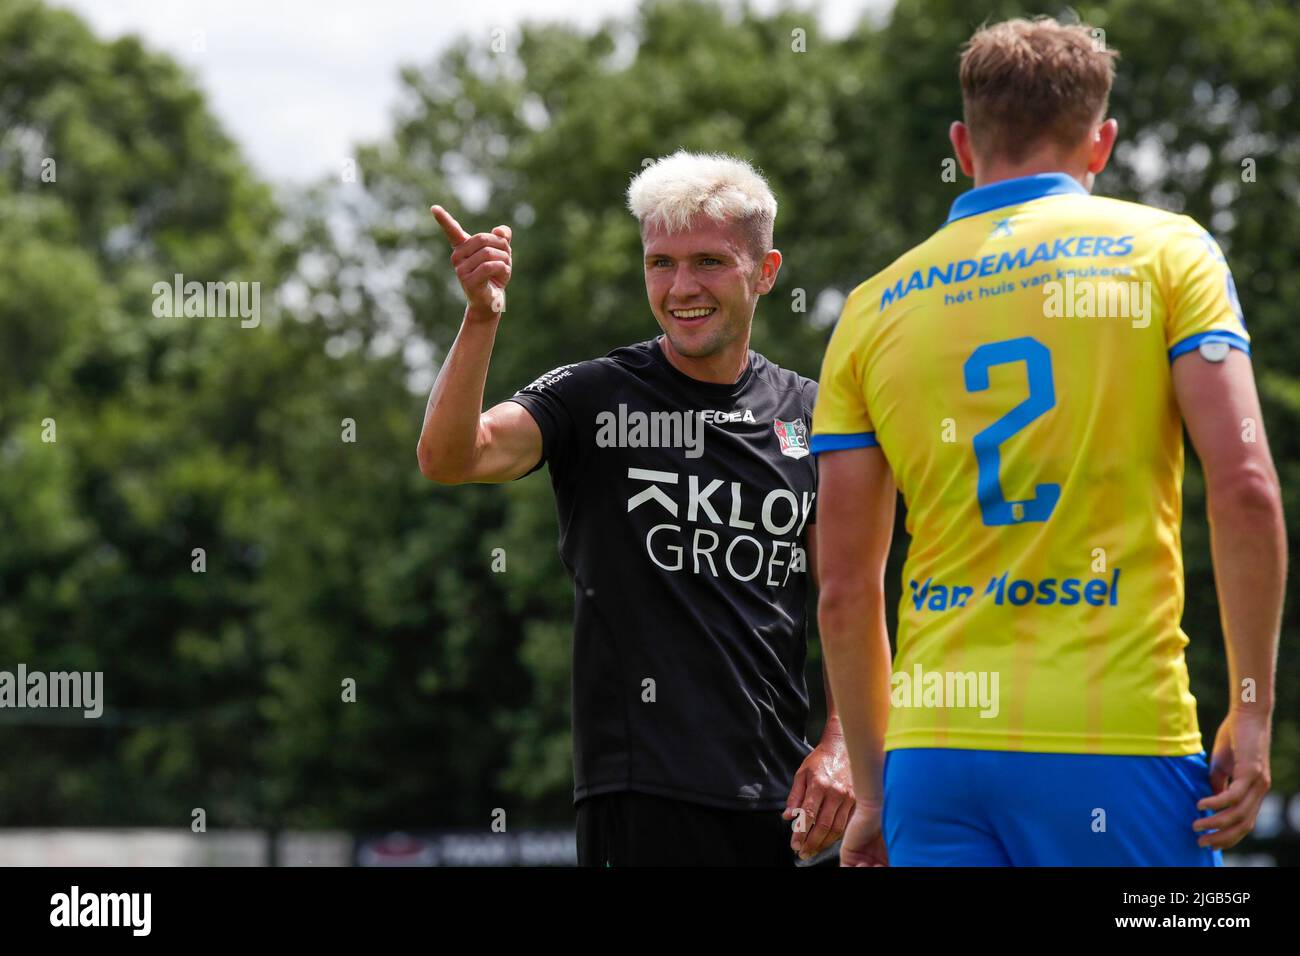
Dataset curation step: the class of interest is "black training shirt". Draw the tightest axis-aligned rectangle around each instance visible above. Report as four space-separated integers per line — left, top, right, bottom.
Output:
508 337 818 810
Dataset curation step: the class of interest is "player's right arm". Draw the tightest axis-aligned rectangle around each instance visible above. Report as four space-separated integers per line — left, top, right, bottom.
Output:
1173 348 1286 849
416 205 542 484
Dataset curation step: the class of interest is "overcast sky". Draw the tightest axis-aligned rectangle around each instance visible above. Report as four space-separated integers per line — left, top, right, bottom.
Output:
54 0 891 186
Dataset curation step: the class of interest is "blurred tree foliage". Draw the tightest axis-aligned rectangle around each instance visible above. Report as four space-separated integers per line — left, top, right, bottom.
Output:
0 0 1296 836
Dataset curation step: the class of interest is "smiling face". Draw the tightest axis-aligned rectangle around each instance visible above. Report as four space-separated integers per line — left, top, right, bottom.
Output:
642 214 779 367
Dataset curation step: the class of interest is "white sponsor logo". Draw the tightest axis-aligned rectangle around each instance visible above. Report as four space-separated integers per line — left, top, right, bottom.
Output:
524 364 579 392
699 409 756 423
626 468 814 586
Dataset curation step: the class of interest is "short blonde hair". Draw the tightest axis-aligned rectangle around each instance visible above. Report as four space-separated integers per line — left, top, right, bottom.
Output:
960 17 1118 163
626 150 777 260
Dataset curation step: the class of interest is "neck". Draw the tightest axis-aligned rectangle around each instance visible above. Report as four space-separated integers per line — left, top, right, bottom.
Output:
973 158 1091 191
657 333 751 385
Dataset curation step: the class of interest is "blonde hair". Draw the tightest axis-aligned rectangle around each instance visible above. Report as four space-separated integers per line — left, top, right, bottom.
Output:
626 150 777 260
960 17 1118 163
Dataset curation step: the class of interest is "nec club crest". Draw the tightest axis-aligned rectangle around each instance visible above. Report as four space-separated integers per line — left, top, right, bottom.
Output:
774 418 809 459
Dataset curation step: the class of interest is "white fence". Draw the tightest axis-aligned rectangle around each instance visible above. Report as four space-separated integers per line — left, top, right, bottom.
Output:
0 830 351 866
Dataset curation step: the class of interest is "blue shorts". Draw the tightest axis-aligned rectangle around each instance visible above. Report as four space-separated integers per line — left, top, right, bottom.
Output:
883 748 1224 866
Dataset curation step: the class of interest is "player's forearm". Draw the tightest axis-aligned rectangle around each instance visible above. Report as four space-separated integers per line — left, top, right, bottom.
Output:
1206 468 1286 713
809 533 842 736
417 306 501 483
818 585 892 803
820 657 843 737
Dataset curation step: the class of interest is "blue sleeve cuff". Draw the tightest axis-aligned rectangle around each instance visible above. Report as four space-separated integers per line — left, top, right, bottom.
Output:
810 432 879 454
1169 330 1251 362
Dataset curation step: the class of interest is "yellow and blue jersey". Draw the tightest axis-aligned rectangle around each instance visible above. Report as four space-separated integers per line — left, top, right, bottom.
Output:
813 172 1249 756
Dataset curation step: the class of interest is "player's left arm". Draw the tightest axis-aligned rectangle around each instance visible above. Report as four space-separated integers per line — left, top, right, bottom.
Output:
805 531 843 738
1175 349 1285 849
1161 221 1284 849
783 524 855 861
816 445 895 866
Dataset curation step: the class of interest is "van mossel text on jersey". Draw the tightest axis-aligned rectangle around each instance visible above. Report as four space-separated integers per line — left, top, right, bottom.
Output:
909 568 1121 611
891 664 1000 718
880 234 1136 310
626 467 814 585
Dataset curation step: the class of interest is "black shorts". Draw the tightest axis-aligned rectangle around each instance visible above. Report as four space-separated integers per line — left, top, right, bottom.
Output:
575 790 796 867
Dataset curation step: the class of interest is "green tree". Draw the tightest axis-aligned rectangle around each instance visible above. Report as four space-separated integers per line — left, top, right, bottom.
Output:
333 0 1299 821
0 0 1295 839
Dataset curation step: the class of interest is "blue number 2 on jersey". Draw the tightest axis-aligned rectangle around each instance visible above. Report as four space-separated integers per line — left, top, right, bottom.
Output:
963 337 1061 526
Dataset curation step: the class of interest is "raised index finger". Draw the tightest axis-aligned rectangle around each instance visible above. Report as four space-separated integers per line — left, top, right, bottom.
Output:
430 205 470 246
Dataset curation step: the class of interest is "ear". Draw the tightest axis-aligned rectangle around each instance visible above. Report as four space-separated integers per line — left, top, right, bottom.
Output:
1088 118 1119 175
755 249 782 294
950 121 976 178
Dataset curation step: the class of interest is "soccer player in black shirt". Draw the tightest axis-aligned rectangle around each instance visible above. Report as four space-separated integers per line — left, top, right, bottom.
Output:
417 151 852 866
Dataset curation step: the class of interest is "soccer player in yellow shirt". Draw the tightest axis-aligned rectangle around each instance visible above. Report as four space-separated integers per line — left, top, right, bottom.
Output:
813 17 1285 866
